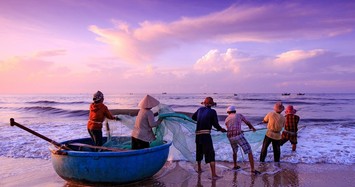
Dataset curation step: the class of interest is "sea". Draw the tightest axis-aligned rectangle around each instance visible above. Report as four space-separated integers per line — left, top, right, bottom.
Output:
0 93 354 165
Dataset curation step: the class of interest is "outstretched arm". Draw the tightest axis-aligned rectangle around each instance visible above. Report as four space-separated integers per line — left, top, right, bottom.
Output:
243 118 256 132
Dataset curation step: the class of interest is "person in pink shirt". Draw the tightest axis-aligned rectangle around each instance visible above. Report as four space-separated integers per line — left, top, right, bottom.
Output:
225 105 260 175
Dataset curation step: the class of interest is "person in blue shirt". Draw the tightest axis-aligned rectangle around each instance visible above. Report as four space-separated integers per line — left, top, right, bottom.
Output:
192 97 227 180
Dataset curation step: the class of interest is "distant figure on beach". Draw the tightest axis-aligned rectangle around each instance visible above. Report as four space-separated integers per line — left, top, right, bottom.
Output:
260 101 285 162
192 97 227 180
87 91 117 146
280 105 300 151
224 105 261 174
131 95 163 149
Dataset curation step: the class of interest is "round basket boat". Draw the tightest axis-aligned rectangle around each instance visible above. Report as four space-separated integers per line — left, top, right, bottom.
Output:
49 136 172 185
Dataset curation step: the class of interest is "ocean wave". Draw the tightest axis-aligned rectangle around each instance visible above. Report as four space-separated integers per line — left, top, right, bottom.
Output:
17 106 88 118
25 100 88 105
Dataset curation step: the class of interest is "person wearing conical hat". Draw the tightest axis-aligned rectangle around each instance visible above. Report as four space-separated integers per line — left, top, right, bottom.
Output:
260 101 286 162
131 95 163 149
192 97 227 180
87 91 117 147
280 105 300 151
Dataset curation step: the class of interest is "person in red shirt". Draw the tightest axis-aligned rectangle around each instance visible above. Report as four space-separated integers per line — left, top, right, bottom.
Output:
87 91 116 147
280 105 300 151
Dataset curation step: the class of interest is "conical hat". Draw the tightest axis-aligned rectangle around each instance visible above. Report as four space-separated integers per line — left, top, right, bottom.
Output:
138 95 160 108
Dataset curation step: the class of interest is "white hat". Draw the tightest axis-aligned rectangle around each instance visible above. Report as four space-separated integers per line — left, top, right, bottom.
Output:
138 95 160 108
226 105 236 112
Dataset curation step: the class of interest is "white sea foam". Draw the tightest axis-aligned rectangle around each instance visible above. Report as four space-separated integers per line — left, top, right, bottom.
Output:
1 93 355 165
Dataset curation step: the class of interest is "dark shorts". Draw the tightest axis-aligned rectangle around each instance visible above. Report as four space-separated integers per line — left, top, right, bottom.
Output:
196 135 215 163
131 136 150 149
88 129 103 146
281 131 297 144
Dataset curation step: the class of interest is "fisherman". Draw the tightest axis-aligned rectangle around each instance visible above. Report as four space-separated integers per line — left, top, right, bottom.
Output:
225 105 260 174
87 91 117 147
192 97 227 180
131 95 163 149
280 105 300 151
260 101 285 162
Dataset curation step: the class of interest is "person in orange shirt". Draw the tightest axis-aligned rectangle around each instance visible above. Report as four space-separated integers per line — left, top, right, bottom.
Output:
87 91 116 146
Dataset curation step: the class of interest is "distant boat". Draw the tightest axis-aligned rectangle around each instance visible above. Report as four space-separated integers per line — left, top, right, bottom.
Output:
234 93 238 96
282 93 291 96
162 92 167 94
297 93 305 95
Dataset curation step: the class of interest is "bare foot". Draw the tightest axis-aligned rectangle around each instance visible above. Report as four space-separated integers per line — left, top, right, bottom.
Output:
211 175 223 180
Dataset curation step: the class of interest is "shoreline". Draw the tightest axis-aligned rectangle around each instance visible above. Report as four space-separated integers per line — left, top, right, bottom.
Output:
1 157 354 187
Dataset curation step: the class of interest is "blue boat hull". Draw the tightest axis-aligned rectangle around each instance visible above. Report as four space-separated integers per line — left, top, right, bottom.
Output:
49 137 172 184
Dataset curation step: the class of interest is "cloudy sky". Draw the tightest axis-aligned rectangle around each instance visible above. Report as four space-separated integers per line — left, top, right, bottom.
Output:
1 0 355 94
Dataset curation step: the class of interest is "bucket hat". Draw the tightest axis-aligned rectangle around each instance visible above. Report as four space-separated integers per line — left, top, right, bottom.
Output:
285 105 297 114
201 97 217 107
274 101 285 113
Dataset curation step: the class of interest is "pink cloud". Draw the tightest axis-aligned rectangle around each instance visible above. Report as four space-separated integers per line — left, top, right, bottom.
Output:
89 2 355 64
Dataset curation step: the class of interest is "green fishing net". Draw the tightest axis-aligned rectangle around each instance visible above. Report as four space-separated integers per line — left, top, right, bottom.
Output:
103 104 266 163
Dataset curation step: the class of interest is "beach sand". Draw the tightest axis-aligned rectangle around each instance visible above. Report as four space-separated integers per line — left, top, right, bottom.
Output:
1 157 354 187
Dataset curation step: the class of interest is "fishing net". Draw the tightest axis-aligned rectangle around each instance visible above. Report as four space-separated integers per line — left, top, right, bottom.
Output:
103 104 266 163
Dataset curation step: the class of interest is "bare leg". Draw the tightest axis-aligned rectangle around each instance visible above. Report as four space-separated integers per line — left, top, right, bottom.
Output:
197 161 202 173
233 153 238 168
248 153 255 171
292 144 296 151
248 152 261 174
210 161 222 179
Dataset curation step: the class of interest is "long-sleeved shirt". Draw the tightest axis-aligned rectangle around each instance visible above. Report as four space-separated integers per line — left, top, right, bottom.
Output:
131 109 160 142
192 107 223 132
87 103 115 130
192 106 224 143
263 111 285 140
284 114 299 132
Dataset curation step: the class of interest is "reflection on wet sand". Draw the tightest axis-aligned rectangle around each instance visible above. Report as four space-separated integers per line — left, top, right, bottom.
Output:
1 157 353 187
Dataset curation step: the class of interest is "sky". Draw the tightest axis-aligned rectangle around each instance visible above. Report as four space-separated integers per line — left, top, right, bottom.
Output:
1 0 355 94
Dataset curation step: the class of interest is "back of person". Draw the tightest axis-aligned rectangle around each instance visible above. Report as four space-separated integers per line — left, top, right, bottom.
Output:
194 107 218 131
225 113 245 138
132 108 156 142
285 114 299 132
265 111 285 140
88 102 110 130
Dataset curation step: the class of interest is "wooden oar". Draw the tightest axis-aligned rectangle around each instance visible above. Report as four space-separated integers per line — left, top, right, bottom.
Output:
68 143 128 152
10 118 71 150
10 118 128 152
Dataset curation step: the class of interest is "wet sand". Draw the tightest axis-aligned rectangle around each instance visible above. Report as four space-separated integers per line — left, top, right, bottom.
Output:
1 157 354 187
